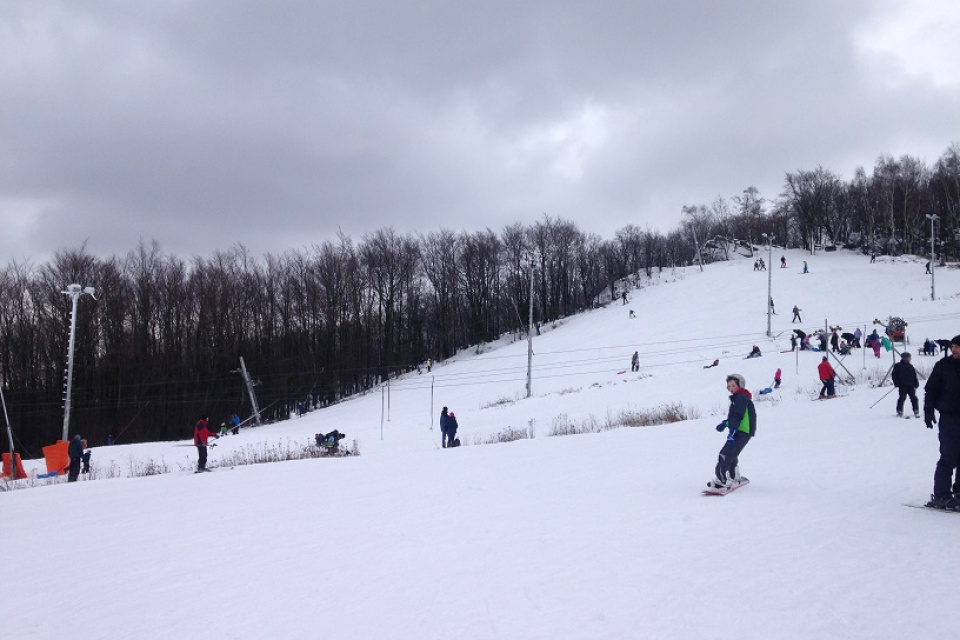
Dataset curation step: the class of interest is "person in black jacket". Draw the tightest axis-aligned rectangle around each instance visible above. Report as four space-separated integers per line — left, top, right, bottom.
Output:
439 406 454 448
923 335 960 510
67 434 83 482
892 352 920 418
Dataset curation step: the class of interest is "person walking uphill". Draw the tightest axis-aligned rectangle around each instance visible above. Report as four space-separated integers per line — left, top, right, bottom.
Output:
923 335 960 510
193 415 218 472
892 352 920 418
706 374 756 493
67 434 83 482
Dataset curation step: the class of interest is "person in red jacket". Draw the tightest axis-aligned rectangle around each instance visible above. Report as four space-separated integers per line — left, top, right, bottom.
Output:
818 357 837 398
193 415 219 472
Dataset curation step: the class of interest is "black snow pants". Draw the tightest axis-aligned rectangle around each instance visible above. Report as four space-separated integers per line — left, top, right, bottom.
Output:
715 430 751 483
197 444 208 471
933 414 960 498
896 387 919 415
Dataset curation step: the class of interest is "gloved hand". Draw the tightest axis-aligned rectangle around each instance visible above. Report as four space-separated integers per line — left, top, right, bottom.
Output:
716 420 727 432
925 414 936 429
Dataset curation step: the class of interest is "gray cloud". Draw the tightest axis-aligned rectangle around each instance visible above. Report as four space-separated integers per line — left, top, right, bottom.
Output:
0 0 957 261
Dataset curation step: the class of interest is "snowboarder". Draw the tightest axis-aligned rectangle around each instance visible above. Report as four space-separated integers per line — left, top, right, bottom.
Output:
193 415 218 472
892 352 920 418
792 306 802 323
818 356 837 398
923 335 960 510
631 351 639 372
67 434 83 482
706 374 756 492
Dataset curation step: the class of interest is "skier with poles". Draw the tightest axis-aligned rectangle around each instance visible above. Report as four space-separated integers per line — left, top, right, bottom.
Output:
193 415 219 472
892 352 920 418
705 374 756 494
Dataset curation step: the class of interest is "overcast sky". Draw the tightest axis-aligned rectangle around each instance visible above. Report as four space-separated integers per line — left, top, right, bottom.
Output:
1 0 957 262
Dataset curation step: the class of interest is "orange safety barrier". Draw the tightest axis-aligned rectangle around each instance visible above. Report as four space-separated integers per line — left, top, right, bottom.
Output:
42 440 70 476
2 452 27 480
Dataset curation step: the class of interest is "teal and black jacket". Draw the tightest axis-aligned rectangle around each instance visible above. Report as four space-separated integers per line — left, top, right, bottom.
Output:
725 388 757 436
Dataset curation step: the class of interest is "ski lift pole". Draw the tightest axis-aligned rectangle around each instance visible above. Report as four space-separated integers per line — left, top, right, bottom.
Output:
239 357 262 427
1 385 15 479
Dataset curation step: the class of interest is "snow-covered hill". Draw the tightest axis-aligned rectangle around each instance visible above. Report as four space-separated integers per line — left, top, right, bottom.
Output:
3 249 959 640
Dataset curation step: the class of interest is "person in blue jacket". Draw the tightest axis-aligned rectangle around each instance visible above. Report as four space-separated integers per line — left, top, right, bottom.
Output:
707 374 757 491
439 406 453 448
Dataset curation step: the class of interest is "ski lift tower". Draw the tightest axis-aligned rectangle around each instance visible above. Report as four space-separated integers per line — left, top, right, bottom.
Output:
61 284 96 442
239 357 263 426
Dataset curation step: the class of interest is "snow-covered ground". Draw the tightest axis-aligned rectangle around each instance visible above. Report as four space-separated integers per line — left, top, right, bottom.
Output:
3 248 959 640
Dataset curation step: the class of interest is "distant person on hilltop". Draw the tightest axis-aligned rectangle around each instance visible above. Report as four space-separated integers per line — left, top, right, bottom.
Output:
706 373 756 493
923 335 960 510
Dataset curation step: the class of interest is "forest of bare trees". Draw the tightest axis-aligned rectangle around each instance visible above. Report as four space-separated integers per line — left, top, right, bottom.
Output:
1 144 957 455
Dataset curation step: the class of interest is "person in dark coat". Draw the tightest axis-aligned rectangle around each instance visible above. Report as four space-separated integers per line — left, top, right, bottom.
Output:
792 306 802 323
193 415 218 472
67 434 83 482
707 373 756 491
440 406 454 448
924 335 960 510
892 352 920 418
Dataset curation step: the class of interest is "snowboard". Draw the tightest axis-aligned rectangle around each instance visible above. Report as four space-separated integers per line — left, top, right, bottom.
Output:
702 477 750 496
902 502 960 514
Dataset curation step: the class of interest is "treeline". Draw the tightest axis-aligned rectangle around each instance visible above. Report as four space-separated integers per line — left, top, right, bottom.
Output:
1 143 957 454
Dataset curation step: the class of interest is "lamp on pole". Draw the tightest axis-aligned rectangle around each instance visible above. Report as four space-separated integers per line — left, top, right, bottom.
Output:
926 214 938 301
61 284 96 442
526 256 535 398
763 233 774 337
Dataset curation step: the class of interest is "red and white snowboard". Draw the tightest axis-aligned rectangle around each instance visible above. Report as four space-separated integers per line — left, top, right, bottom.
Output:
702 477 750 496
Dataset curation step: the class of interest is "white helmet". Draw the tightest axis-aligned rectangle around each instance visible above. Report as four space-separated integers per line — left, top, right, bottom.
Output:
726 373 746 389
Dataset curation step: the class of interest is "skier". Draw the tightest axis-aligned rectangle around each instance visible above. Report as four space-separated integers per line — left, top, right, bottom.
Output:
622 291 628 305
780 255 786 268
706 374 756 492
892 352 920 418
193 415 218 472
792 306 802 323
818 356 837 398
803 261 809 274
81 439 91 474
769 297 776 315
631 351 639 372
925 261 931 275
230 413 241 435
789 334 797 351
923 335 960 510
67 434 83 482
774 368 782 389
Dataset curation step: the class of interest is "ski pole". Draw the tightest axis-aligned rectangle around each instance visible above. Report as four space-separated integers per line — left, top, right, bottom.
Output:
869 386 896 409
